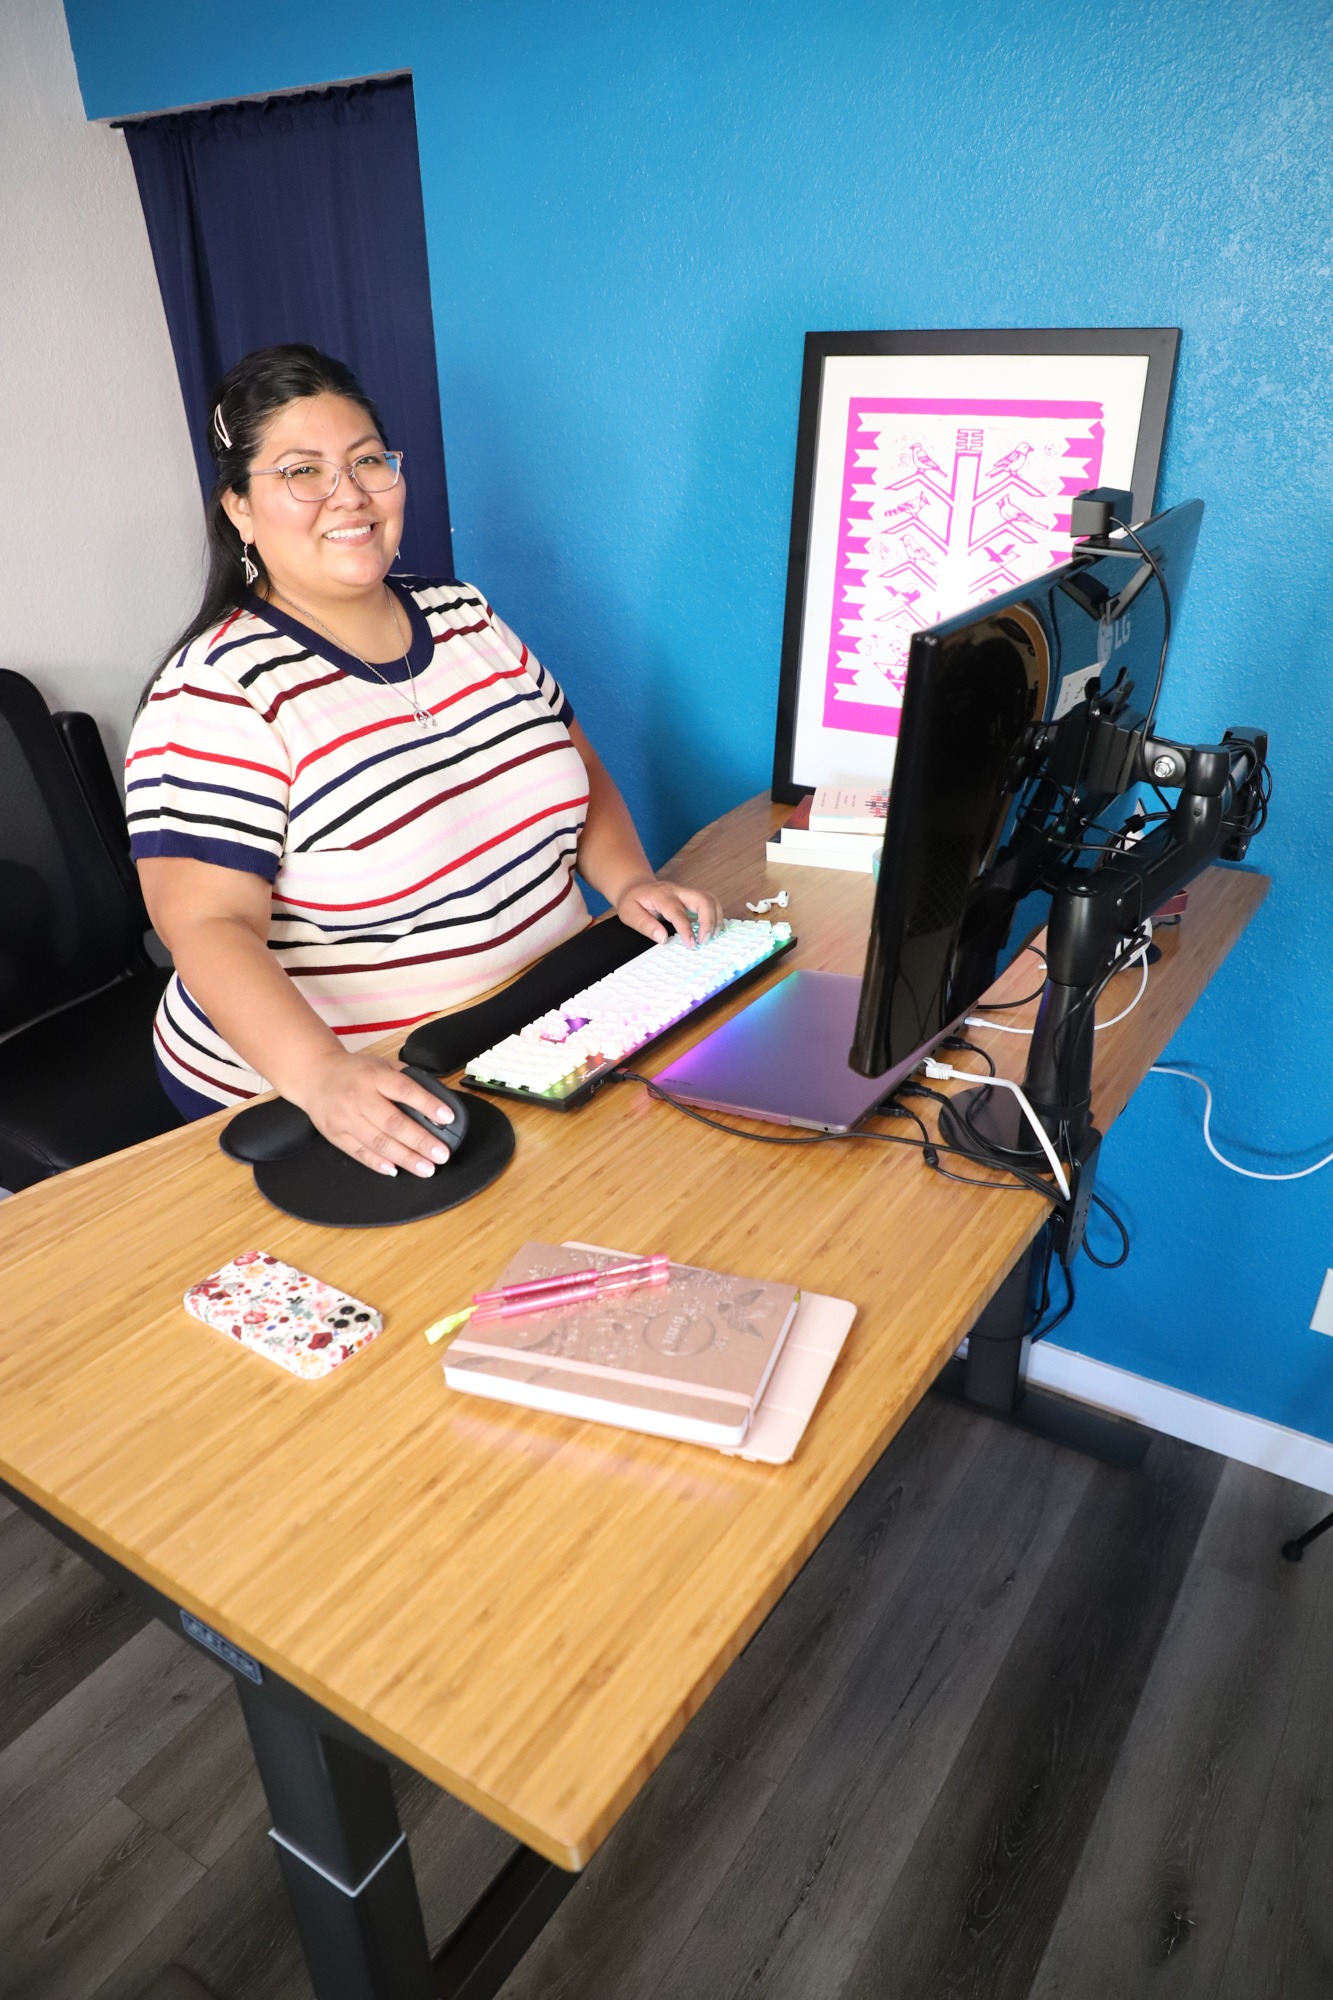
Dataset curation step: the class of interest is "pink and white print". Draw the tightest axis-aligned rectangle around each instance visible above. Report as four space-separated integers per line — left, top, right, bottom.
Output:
824 398 1105 737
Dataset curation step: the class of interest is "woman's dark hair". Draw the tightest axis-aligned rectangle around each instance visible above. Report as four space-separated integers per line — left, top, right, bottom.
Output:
144 344 388 699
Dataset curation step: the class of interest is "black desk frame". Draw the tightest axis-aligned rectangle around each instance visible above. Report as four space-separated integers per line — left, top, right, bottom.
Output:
933 1228 1150 1469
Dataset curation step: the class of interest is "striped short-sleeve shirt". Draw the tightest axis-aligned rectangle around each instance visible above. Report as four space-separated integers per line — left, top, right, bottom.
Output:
126 578 591 1111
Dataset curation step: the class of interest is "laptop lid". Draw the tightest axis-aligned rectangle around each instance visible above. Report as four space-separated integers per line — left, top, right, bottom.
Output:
652 970 909 1133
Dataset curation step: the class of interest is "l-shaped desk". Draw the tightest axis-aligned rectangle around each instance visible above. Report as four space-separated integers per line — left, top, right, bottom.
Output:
0 794 1267 2000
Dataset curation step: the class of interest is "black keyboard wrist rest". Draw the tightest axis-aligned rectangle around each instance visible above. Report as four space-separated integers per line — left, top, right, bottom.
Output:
399 918 655 1075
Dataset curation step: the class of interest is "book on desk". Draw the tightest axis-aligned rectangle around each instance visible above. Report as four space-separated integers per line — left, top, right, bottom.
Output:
764 790 884 873
443 1241 856 1459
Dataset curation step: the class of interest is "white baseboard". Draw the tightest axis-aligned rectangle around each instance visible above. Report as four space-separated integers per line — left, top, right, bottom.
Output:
1028 1341 1333 1497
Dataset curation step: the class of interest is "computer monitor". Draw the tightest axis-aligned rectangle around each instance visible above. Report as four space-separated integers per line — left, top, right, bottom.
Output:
849 496 1266 1171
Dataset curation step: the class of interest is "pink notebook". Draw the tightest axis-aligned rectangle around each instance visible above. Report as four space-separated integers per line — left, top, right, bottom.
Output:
444 1243 800 1447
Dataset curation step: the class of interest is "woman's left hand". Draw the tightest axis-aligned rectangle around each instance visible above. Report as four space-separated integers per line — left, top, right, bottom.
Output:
616 877 724 947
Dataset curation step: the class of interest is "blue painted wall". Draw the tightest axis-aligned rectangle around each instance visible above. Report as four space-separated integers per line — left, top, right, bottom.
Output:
66 0 1333 1437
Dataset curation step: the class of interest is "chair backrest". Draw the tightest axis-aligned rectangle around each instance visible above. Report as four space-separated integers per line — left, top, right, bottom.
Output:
0 671 139 1034
53 707 152 935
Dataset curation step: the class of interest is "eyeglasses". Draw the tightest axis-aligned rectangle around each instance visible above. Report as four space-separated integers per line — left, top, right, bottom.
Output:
249 450 405 504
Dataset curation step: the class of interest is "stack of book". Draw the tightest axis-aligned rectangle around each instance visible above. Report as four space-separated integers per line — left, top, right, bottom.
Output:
765 781 889 873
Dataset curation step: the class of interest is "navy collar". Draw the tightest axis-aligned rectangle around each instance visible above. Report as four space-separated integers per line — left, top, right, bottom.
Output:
245 577 433 685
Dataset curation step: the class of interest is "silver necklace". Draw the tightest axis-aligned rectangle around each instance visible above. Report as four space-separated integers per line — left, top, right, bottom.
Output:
270 584 436 729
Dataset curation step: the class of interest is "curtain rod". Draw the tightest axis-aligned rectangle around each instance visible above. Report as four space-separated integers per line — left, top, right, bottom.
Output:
107 68 411 128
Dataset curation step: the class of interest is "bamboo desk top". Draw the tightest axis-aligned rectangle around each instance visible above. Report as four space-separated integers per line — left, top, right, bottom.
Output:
0 796 1267 1869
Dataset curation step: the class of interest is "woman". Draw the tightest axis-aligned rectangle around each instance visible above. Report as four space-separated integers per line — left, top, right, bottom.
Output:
128 344 722 1179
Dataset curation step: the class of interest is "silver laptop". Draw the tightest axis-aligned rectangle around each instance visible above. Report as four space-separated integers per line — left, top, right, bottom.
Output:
652 969 916 1133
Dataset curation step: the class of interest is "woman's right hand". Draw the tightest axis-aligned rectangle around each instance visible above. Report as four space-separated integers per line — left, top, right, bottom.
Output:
297 1050 459 1177
137 861 459 1173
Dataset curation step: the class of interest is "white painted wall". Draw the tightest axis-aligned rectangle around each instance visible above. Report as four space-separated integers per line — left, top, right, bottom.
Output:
0 0 203 769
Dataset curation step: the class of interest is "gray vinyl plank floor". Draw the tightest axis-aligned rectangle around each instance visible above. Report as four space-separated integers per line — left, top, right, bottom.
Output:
0 1396 1329 2000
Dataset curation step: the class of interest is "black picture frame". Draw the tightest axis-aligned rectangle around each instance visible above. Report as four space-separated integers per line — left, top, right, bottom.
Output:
771 326 1180 803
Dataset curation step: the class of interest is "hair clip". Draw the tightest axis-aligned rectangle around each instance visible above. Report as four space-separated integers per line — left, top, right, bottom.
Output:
213 404 233 450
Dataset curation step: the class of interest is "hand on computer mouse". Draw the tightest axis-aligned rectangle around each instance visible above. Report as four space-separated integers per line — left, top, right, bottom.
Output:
394 1067 470 1158
296 1051 459 1179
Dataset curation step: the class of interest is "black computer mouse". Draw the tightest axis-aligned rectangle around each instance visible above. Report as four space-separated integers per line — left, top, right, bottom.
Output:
395 1066 470 1157
219 1096 317 1164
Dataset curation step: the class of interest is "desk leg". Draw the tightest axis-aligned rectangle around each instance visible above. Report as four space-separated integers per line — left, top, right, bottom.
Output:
237 1681 435 2000
934 1234 1151 1468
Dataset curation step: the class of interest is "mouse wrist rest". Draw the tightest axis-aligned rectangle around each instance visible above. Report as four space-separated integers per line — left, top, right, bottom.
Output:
220 1097 316 1164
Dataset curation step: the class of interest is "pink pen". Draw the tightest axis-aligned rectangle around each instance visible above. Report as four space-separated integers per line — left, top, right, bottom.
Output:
470 1253 670 1321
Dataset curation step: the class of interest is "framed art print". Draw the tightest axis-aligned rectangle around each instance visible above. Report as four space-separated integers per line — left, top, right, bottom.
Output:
771 328 1180 801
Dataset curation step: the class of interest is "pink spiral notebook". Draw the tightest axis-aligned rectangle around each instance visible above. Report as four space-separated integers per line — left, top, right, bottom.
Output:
443 1242 855 1458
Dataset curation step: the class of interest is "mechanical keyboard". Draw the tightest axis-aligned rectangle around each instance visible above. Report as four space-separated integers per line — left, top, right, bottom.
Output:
461 918 796 1110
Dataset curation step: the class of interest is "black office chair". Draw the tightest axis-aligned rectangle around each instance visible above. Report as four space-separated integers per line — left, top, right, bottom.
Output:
0 669 183 1191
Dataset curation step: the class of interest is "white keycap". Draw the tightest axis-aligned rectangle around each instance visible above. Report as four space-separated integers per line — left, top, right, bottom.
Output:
466 920 786 1096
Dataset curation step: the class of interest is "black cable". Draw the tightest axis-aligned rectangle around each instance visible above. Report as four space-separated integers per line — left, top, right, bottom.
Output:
1054 809 1170 859
951 1077 1080 1203
876 1096 935 1159
1110 517 1171 735
896 1080 949 1106
950 925 1147 1215
921 1151 1061 1200
613 1070 1064 1203
1025 1229 1054 1330
1231 750 1271 842
1082 1191 1131 1269
941 1034 996 1077
972 944 1048 1012
927 1158 1060 1198
1030 1259 1076 1341
895 1084 1067 1202
879 1096 928 1140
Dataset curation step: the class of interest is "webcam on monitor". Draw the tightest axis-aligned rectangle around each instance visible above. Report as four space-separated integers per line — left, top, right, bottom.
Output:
1069 486 1135 546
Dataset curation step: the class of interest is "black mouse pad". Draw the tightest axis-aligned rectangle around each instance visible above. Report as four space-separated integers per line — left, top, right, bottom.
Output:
249 1093 514 1227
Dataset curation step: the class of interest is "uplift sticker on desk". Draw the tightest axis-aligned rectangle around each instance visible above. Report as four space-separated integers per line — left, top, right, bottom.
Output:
184 1252 382 1380
181 1610 263 1683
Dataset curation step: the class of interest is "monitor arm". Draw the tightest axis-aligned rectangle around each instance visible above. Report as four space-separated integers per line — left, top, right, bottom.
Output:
1020 726 1265 1148
940 724 1266 1204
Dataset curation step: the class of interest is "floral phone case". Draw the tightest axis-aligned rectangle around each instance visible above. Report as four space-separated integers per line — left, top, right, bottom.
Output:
184 1251 382 1380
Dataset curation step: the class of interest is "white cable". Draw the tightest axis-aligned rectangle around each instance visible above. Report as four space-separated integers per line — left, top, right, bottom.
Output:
1151 1066 1333 1183
922 1061 1072 1201
1095 945 1150 1029
964 923 1153 1040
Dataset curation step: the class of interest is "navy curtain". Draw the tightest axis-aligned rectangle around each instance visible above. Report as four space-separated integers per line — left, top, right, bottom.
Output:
124 76 453 578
